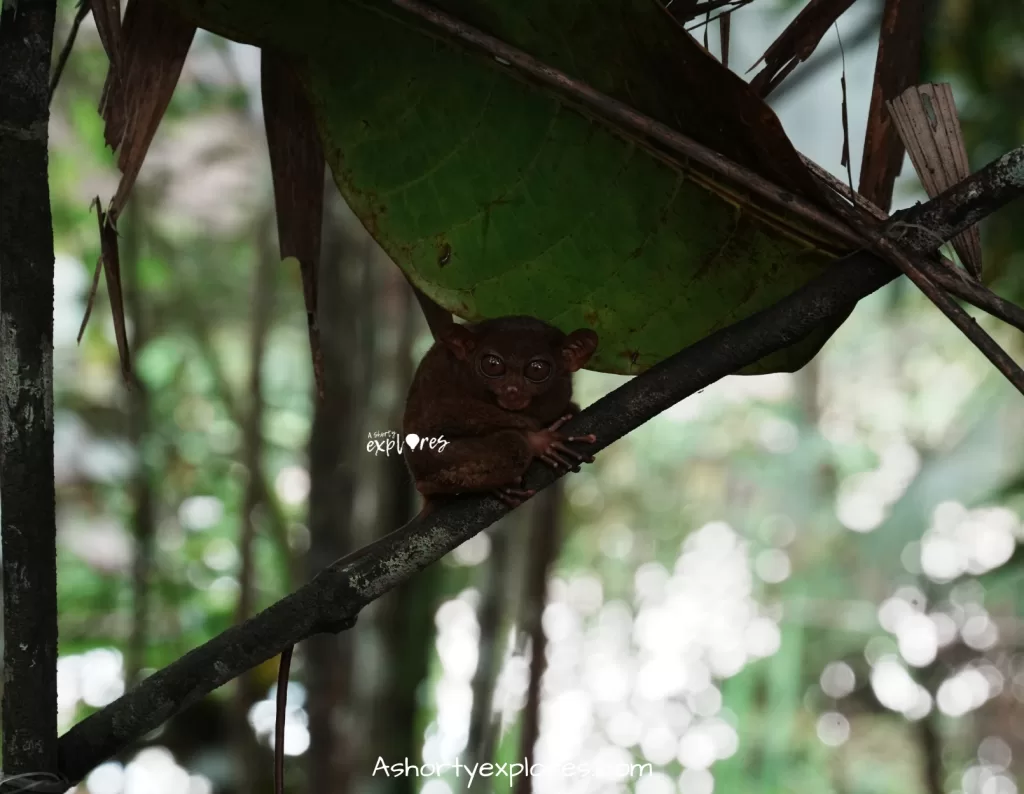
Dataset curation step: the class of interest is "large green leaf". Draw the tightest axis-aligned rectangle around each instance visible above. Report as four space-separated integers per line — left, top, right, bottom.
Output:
171 0 854 374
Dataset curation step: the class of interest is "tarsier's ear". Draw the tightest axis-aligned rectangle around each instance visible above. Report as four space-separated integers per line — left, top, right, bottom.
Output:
439 323 477 361
561 329 599 372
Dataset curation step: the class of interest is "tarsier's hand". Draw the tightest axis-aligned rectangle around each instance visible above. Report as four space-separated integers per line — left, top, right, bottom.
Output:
492 478 536 508
527 414 597 472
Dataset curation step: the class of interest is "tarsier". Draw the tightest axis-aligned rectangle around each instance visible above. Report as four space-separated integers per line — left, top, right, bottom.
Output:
403 315 601 506
275 316 598 794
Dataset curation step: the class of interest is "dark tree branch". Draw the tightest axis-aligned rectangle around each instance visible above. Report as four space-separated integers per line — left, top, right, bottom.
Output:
54 131 1024 787
0 0 60 784
48 0 90 103
887 147 1024 254
918 261 1024 335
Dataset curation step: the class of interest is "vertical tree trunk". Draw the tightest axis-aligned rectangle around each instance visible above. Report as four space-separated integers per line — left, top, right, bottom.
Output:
233 216 279 794
122 197 157 688
514 482 563 794
363 275 449 794
465 527 511 772
915 713 944 794
0 0 59 777
304 183 366 794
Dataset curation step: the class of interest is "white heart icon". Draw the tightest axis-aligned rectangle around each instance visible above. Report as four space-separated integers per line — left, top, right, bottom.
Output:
405 433 421 450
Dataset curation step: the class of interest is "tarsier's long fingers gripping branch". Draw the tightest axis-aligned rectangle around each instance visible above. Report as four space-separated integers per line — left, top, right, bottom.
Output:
529 413 598 471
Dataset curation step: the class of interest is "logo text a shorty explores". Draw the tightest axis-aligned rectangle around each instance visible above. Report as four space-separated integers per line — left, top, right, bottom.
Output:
367 430 449 456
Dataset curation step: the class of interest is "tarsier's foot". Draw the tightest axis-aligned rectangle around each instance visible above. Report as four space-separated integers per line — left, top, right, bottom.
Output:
492 485 536 508
528 414 598 472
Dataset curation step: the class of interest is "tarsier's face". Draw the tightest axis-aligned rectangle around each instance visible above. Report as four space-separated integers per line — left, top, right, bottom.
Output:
441 317 599 412
474 334 560 411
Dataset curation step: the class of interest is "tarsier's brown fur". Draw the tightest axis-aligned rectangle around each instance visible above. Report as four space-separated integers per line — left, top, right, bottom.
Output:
403 315 599 506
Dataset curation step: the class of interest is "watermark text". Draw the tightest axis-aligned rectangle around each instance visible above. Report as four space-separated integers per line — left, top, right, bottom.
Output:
372 756 652 786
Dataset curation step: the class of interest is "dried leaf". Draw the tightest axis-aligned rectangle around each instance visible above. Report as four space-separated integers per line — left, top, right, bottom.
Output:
49 0 93 102
261 50 326 398
720 12 731 69
839 57 853 195
858 0 925 211
671 0 755 27
665 0 700 23
887 83 983 277
94 200 132 378
89 0 122 72
78 0 193 347
99 0 195 216
749 0 857 98
77 235 104 344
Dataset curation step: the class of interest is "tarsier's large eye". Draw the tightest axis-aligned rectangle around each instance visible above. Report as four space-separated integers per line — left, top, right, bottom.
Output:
480 354 506 377
525 359 552 382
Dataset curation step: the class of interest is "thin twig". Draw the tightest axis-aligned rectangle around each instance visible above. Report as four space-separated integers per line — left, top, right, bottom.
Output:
49 0 91 103
921 263 1024 335
835 24 855 199
800 155 890 219
880 237 1024 393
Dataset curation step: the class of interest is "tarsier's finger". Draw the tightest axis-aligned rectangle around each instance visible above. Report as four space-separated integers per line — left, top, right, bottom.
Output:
566 447 597 464
503 487 535 498
538 454 562 469
551 447 581 467
546 414 574 432
550 441 590 462
492 489 524 507
565 433 597 445
540 452 573 470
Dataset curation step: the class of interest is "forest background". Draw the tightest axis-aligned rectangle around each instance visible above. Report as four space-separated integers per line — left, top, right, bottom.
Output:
33 0 1024 792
